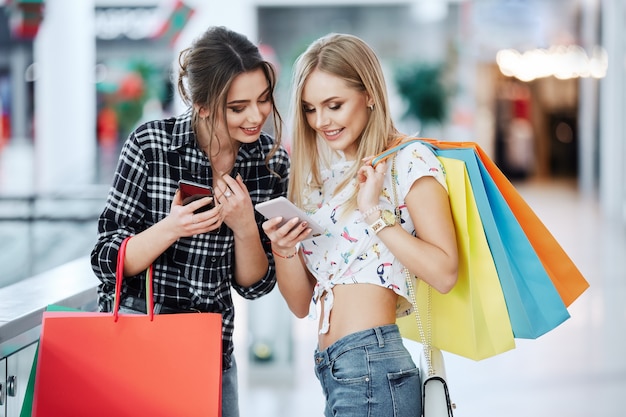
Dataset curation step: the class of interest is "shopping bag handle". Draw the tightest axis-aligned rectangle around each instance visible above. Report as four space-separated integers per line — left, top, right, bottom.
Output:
371 137 478 168
113 237 155 322
371 137 434 168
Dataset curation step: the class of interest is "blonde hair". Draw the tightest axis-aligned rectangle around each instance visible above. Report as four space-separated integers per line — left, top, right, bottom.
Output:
288 33 400 212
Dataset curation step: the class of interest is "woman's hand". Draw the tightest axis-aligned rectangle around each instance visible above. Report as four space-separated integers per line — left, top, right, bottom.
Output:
357 158 387 218
170 189 223 237
262 216 310 256
213 173 257 234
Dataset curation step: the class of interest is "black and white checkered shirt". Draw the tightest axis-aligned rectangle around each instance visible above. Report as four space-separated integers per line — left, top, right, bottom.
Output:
91 109 290 368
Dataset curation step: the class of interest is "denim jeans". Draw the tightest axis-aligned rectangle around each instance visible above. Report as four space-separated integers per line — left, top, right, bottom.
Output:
221 357 239 417
117 305 239 417
314 324 422 417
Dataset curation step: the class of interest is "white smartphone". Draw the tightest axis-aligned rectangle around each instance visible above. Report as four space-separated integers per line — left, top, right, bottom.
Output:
255 197 324 239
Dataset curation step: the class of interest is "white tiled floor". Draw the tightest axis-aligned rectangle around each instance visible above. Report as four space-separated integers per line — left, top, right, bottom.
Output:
234 179 626 417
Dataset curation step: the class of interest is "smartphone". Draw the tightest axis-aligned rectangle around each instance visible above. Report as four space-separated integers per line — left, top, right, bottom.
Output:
255 197 324 239
178 180 215 213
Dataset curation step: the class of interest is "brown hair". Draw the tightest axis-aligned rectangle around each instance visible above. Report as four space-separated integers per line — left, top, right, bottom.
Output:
177 26 283 167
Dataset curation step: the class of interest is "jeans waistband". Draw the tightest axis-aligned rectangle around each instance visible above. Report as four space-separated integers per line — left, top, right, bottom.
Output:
120 295 200 314
315 324 401 364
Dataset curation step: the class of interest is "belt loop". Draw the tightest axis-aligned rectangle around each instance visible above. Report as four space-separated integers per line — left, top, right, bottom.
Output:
374 326 384 348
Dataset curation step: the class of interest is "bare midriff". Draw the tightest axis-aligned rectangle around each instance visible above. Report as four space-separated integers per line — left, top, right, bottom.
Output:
318 283 398 351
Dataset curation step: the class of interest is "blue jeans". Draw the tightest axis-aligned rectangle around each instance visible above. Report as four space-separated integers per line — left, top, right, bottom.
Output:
221 357 239 417
314 324 421 417
118 305 239 417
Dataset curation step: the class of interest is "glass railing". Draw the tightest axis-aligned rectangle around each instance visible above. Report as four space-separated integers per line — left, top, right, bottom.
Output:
0 188 108 289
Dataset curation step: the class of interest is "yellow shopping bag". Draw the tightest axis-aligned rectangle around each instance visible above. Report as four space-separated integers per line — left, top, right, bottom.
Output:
397 157 515 360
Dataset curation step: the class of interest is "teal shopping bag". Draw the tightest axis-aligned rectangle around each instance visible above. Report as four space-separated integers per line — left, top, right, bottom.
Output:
20 305 79 417
436 147 570 339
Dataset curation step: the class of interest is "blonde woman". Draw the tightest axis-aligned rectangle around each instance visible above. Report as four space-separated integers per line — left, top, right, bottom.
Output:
263 33 458 416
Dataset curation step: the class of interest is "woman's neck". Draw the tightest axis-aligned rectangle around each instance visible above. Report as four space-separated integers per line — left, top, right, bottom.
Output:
202 138 239 177
195 121 240 176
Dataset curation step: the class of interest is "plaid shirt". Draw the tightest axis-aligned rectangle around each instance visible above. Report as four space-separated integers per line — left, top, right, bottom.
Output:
91 109 290 368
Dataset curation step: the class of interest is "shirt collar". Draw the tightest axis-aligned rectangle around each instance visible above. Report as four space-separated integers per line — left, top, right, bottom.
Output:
170 108 195 151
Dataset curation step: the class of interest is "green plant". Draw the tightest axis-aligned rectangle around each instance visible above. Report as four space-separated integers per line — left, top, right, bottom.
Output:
394 63 448 128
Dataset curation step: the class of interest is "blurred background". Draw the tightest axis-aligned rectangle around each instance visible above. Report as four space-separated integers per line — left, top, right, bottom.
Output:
0 0 624 416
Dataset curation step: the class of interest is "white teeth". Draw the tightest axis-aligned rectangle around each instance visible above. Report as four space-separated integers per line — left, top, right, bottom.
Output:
327 129 341 136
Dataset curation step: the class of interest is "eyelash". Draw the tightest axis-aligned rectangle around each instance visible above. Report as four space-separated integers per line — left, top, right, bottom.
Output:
303 103 341 114
230 97 271 114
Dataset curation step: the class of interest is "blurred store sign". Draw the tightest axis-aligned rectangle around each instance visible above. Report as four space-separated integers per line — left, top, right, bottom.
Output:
96 6 160 41
496 45 608 82
7 0 44 40
95 0 193 44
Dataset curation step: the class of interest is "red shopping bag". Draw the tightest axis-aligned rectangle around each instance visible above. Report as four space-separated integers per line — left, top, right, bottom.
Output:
32 237 223 417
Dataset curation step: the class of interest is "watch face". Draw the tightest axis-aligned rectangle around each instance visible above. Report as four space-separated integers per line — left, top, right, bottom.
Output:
370 209 397 234
381 210 396 226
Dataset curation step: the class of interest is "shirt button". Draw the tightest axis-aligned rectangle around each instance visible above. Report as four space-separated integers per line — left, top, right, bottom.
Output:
315 357 323 364
211 257 217 262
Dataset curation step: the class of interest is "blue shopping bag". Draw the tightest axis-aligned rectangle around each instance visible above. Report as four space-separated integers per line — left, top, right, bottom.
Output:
435 147 570 339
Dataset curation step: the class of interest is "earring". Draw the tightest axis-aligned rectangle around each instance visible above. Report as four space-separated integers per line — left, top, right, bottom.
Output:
369 105 374 111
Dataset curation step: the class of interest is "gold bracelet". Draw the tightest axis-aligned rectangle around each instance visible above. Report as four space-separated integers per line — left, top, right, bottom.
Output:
272 248 297 259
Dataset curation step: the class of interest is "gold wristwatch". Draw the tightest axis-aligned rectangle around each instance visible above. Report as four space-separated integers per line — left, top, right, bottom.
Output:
369 209 396 234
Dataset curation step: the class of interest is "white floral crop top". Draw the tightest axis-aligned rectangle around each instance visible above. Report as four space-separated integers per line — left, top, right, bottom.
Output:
301 141 447 334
